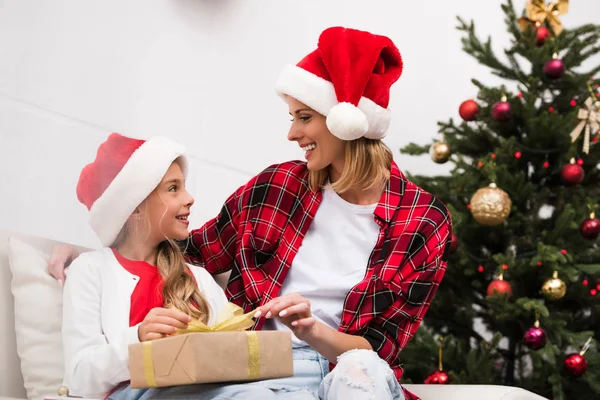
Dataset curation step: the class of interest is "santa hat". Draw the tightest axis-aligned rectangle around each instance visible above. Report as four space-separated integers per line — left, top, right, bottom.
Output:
275 26 403 141
76 133 188 246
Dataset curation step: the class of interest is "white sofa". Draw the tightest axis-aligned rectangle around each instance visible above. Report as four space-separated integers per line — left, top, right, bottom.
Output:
0 229 549 400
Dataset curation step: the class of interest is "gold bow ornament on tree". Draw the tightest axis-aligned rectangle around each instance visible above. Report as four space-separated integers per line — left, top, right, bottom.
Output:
518 0 569 35
570 97 599 154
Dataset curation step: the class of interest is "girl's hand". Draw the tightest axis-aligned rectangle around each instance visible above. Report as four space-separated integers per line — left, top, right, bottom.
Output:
254 293 316 341
138 308 192 342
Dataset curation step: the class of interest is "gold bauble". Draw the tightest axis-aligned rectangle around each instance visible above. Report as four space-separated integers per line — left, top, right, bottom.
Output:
431 141 451 164
541 271 567 301
470 183 512 225
57 386 69 396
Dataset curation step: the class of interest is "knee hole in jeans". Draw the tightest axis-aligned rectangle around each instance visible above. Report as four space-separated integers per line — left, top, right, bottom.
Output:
334 349 381 392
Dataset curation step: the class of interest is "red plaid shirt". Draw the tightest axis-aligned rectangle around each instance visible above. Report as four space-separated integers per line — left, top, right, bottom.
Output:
188 160 451 400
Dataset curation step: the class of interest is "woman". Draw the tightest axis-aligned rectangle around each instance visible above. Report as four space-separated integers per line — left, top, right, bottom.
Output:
50 27 452 400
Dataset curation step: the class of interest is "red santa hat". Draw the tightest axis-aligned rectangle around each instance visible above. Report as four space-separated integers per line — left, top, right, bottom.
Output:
275 26 403 141
76 133 188 246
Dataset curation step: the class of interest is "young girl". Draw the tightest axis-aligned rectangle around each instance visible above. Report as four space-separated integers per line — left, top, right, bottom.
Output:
61 133 228 399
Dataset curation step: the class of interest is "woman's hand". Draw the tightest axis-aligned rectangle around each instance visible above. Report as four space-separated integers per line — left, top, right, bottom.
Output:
47 244 79 285
254 293 316 341
138 308 192 342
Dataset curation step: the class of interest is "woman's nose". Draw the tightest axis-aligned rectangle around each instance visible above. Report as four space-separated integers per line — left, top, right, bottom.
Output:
287 125 301 141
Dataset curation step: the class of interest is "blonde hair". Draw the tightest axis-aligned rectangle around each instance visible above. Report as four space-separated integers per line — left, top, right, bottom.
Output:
112 160 211 324
308 138 393 193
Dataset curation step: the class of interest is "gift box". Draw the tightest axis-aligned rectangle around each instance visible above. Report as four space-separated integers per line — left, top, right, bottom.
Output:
128 303 294 388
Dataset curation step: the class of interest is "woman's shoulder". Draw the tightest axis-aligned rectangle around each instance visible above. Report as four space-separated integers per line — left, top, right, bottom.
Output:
236 160 309 201
253 161 308 184
394 169 451 226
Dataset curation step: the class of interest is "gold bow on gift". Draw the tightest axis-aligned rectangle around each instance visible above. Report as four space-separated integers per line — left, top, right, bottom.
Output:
570 97 599 154
518 0 569 35
176 302 256 334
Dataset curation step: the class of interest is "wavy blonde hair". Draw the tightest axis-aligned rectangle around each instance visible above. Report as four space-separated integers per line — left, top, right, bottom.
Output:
112 160 211 323
308 138 392 194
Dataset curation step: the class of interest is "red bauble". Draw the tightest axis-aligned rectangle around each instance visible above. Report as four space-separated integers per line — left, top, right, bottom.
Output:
424 370 450 384
536 26 550 46
561 161 585 185
459 99 480 121
492 101 512 121
544 58 566 80
563 353 588 377
450 234 459 253
580 215 600 240
487 278 513 298
523 326 547 350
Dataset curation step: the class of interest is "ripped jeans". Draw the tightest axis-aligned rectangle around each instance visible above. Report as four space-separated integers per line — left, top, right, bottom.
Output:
108 347 405 399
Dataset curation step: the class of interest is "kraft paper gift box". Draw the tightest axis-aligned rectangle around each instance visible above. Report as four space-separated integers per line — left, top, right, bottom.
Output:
128 303 294 388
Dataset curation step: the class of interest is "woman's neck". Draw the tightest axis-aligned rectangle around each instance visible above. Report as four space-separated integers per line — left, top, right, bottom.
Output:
114 238 159 265
338 185 384 205
328 164 386 206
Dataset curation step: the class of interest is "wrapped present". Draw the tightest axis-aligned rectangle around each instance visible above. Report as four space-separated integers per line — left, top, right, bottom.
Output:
129 303 293 388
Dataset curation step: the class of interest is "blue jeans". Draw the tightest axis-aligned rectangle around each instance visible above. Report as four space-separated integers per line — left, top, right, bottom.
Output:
109 348 405 400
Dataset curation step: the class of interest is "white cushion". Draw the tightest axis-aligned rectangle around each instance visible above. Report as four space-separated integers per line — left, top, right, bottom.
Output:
7 238 64 400
404 384 549 400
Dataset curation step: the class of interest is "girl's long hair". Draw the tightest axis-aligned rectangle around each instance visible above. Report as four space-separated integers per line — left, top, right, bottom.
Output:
112 159 211 323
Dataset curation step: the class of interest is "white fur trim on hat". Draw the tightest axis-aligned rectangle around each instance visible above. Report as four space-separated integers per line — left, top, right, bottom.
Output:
275 65 392 140
89 137 188 246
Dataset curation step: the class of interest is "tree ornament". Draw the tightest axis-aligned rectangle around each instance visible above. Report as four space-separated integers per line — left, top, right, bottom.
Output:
491 96 512 121
542 271 567 301
569 96 599 154
487 274 513 298
517 0 569 36
544 53 566 80
524 317 547 350
431 141 451 164
580 212 600 240
425 337 450 384
560 158 585 185
470 183 512 225
449 234 459 253
459 99 480 121
564 354 588 377
563 338 592 378
536 26 551 46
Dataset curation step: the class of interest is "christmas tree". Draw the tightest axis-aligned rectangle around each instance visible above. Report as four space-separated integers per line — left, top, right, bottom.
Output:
400 1 600 399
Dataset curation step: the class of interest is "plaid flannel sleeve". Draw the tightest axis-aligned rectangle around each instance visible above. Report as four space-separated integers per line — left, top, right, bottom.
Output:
362 211 452 370
188 187 242 275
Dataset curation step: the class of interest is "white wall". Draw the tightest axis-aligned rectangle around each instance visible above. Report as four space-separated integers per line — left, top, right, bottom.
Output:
1 0 598 249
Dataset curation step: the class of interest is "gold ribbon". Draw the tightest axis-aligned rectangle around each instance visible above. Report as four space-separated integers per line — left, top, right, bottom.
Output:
518 0 569 35
142 342 158 387
570 97 599 154
246 331 261 380
141 303 259 387
176 302 256 334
